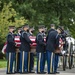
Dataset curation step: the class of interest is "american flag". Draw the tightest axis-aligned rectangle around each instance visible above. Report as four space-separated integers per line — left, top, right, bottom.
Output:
2 36 37 54
2 36 62 54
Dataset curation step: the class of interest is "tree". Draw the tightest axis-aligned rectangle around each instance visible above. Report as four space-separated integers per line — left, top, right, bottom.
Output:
0 0 75 46
0 1 27 51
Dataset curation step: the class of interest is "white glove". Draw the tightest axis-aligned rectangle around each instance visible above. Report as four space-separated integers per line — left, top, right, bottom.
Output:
61 51 66 55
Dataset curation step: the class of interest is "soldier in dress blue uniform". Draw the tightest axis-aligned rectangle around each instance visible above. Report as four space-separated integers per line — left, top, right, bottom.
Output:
36 25 46 74
17 27 22 36
27 27 34 36
15 27 22 73
19 24 32 73
46 24 55 42
46 26 63 74
6 26 16 74
61 26 68 51
27 27 35 73
42 27 47 71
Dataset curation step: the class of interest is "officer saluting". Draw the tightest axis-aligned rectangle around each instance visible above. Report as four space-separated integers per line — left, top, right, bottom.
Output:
6 26 16 74
46 26 63 74
20 24 32 73
36 25 46 74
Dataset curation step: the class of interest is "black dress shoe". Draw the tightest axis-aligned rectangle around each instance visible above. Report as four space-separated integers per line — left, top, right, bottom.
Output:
15 71 20 73
37 72 46 74
6 72 15 74
29 71 35 73
20 72 28 74
37 72 42 74
48 72 56 74
37 72 41 74
41 72 46 74
55 72 60 74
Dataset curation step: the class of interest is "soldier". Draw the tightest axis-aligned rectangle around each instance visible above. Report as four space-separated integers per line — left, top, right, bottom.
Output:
46 24 56 42
61 26 68 52
27 27 35 73
17 27 22 36
41 26 47 71
36 25 46 74
46 26 63 74
15 27 22 73
6 26 16 74
28 27 34 36
19 24 32 73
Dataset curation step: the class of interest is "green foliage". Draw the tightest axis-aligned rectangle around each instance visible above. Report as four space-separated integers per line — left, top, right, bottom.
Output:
0 0 75 55
0 1 27 51
8 0 75 32
0 2 27 43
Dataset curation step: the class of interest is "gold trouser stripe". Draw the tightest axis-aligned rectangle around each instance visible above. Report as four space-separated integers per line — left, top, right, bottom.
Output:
52 53 55 72
50 52 53 73
38 53 41 72
38 53 39 72
13 53 15 73
8 53 11 73
16 53 18 71
28 52 30 71
22 51 24 72
7 53 9 73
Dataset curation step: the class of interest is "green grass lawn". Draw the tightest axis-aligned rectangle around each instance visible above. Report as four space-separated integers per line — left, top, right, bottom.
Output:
0 58 37 68
0 57 46 68
0 59 36 68
0 60 7 68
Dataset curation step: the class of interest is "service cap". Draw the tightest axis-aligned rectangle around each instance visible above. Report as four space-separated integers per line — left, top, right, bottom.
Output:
38 25 45 29
8 26 15 29
58 26 64 32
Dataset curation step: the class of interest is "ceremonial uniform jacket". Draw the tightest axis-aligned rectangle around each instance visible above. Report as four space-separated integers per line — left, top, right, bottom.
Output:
6 32 16 52
27 32 33 37
36 32 46 52
61 30 67 50
20 31 32 52
17 33 21 36
46 29 55 42
46 31 60 52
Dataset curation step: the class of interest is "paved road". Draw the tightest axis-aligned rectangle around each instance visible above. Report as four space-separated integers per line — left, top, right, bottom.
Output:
0 67 75 75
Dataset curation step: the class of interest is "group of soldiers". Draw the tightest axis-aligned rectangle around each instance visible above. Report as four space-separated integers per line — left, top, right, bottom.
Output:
6 24 67 74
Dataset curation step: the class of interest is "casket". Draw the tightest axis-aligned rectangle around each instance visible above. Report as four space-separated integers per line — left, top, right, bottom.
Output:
54 38 63 53
14 36 46 53
2 36 38 54
14 36 46 47
2 36 63 54
14 36 37 47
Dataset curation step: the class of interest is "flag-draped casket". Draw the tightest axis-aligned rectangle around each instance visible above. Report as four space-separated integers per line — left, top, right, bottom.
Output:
2 36 46 54
14 36 37 47
2 36 63 54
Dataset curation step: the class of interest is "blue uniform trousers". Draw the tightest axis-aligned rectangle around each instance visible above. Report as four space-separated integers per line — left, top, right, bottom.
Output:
36 52 45 73
29 53 34 72
43 52 46 69
46 50 59 73
6 52 15 73
20 51 29 73
54 53 59 73
15 52 20 72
